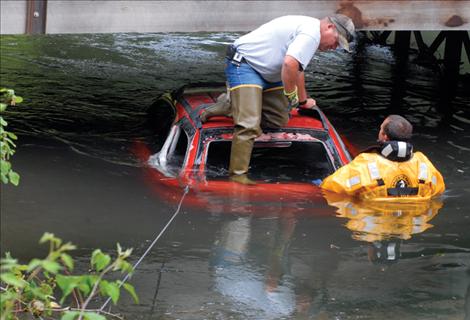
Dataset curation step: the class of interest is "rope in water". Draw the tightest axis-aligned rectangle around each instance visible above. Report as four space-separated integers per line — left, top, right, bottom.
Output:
99 185 190 311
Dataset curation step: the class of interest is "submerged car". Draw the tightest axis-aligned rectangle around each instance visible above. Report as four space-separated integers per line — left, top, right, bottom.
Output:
134 84 353 213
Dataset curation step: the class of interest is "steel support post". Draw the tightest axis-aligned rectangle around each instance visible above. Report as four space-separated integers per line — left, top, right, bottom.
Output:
26 0 47 34
437 31 465 115
394 31 411 62
443 31 464 76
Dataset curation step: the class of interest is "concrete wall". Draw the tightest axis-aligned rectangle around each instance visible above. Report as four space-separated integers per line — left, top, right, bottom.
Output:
44 1 335 33
1 0 27 35
1 0 470 34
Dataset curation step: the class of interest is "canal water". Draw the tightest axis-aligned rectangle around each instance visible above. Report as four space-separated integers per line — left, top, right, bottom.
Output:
1 33 469 319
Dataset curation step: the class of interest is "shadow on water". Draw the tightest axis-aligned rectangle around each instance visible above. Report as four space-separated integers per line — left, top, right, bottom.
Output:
1 32 470 319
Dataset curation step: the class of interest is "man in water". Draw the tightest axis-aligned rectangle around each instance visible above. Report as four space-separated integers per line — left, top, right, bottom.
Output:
200 14 355 184
321 115 445 200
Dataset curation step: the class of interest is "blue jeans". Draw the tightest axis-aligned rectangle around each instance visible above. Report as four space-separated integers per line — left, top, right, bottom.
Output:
225 59 283 91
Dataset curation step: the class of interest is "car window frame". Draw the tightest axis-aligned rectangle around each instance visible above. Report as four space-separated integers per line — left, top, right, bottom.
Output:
155 120 192 177
199 128 341 179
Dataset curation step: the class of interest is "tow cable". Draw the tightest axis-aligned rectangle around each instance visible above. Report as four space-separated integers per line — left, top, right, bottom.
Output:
99 185 190 312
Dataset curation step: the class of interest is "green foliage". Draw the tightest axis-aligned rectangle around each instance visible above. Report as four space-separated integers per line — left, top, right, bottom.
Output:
0 233 138 320
61 311 106 320
0 88 22 186
91 250 111 272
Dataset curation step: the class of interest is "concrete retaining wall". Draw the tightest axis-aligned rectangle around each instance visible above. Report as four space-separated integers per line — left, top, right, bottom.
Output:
1 0 470 34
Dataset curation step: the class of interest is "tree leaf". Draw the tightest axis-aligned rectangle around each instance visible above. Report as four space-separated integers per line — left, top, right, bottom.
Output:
60 253 74 271
79 275 98 296
0 253 18 271
91 249 101 262
60 242 77 252
13 95 23 104
77 281 91 296
6 131 17 140
40 282 53 296
56 274 80 303
91 250 111 272
123 283 139 303
8 170 19 186
29 286 48 300
0 272 27 288
39 232 55 244
4 137 16 147
118 260 134 274
0 103 6 112
0 160 11 174
83 312 106 320
97 254 111 271
61 311 80 320
99 281 120 304
27 258 43 272
116 243 122 255
42 260 61 274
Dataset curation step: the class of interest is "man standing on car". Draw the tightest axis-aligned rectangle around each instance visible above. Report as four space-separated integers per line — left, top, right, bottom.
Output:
201 14 355 185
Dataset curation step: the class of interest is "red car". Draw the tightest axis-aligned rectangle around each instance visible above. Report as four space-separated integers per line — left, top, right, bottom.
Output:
134 84 353 215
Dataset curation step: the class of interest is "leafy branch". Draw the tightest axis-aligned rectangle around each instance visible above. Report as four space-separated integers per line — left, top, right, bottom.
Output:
0 233 138 320
0 88 23 186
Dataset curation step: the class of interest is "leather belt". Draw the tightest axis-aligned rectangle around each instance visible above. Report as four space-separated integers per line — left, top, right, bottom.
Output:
226 45 246 66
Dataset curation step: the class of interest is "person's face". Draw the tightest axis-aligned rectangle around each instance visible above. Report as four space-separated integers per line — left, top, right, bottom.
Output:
319 23 339 51
378 119 390 142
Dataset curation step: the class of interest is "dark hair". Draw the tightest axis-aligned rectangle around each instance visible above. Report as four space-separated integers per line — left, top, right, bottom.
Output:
384 115 413 141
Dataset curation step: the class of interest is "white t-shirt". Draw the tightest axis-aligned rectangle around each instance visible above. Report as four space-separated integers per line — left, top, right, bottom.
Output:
234 16 320 82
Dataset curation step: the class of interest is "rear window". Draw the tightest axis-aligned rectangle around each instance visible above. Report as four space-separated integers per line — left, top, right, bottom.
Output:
205 140 334 183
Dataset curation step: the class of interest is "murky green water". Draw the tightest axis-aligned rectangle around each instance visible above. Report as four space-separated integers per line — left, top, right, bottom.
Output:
1 33 470 319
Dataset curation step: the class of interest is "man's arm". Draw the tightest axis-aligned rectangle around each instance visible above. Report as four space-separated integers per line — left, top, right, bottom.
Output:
281 55 299 94
296 72 316 108
282 55 316 109
296 71 308 102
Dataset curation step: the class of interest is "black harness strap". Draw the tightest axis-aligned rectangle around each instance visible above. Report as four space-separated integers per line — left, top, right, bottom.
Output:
387 187 419 196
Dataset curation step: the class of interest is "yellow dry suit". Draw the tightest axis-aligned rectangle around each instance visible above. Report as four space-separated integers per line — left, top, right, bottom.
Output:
321 141 445 201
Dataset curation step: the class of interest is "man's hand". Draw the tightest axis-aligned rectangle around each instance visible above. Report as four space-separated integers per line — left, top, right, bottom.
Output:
284 86 299 111
298 97 317 109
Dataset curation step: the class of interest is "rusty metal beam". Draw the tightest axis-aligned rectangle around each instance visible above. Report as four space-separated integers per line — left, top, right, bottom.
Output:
25 0 47 34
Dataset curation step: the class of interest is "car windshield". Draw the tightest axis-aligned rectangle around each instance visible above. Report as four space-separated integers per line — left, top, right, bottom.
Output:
204 138 335 183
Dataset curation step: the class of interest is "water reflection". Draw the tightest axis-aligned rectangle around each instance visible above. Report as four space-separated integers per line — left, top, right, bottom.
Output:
325 192 443 265
210 216 296 319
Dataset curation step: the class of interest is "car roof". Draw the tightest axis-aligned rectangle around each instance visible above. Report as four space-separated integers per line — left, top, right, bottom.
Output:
146 84 352 166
